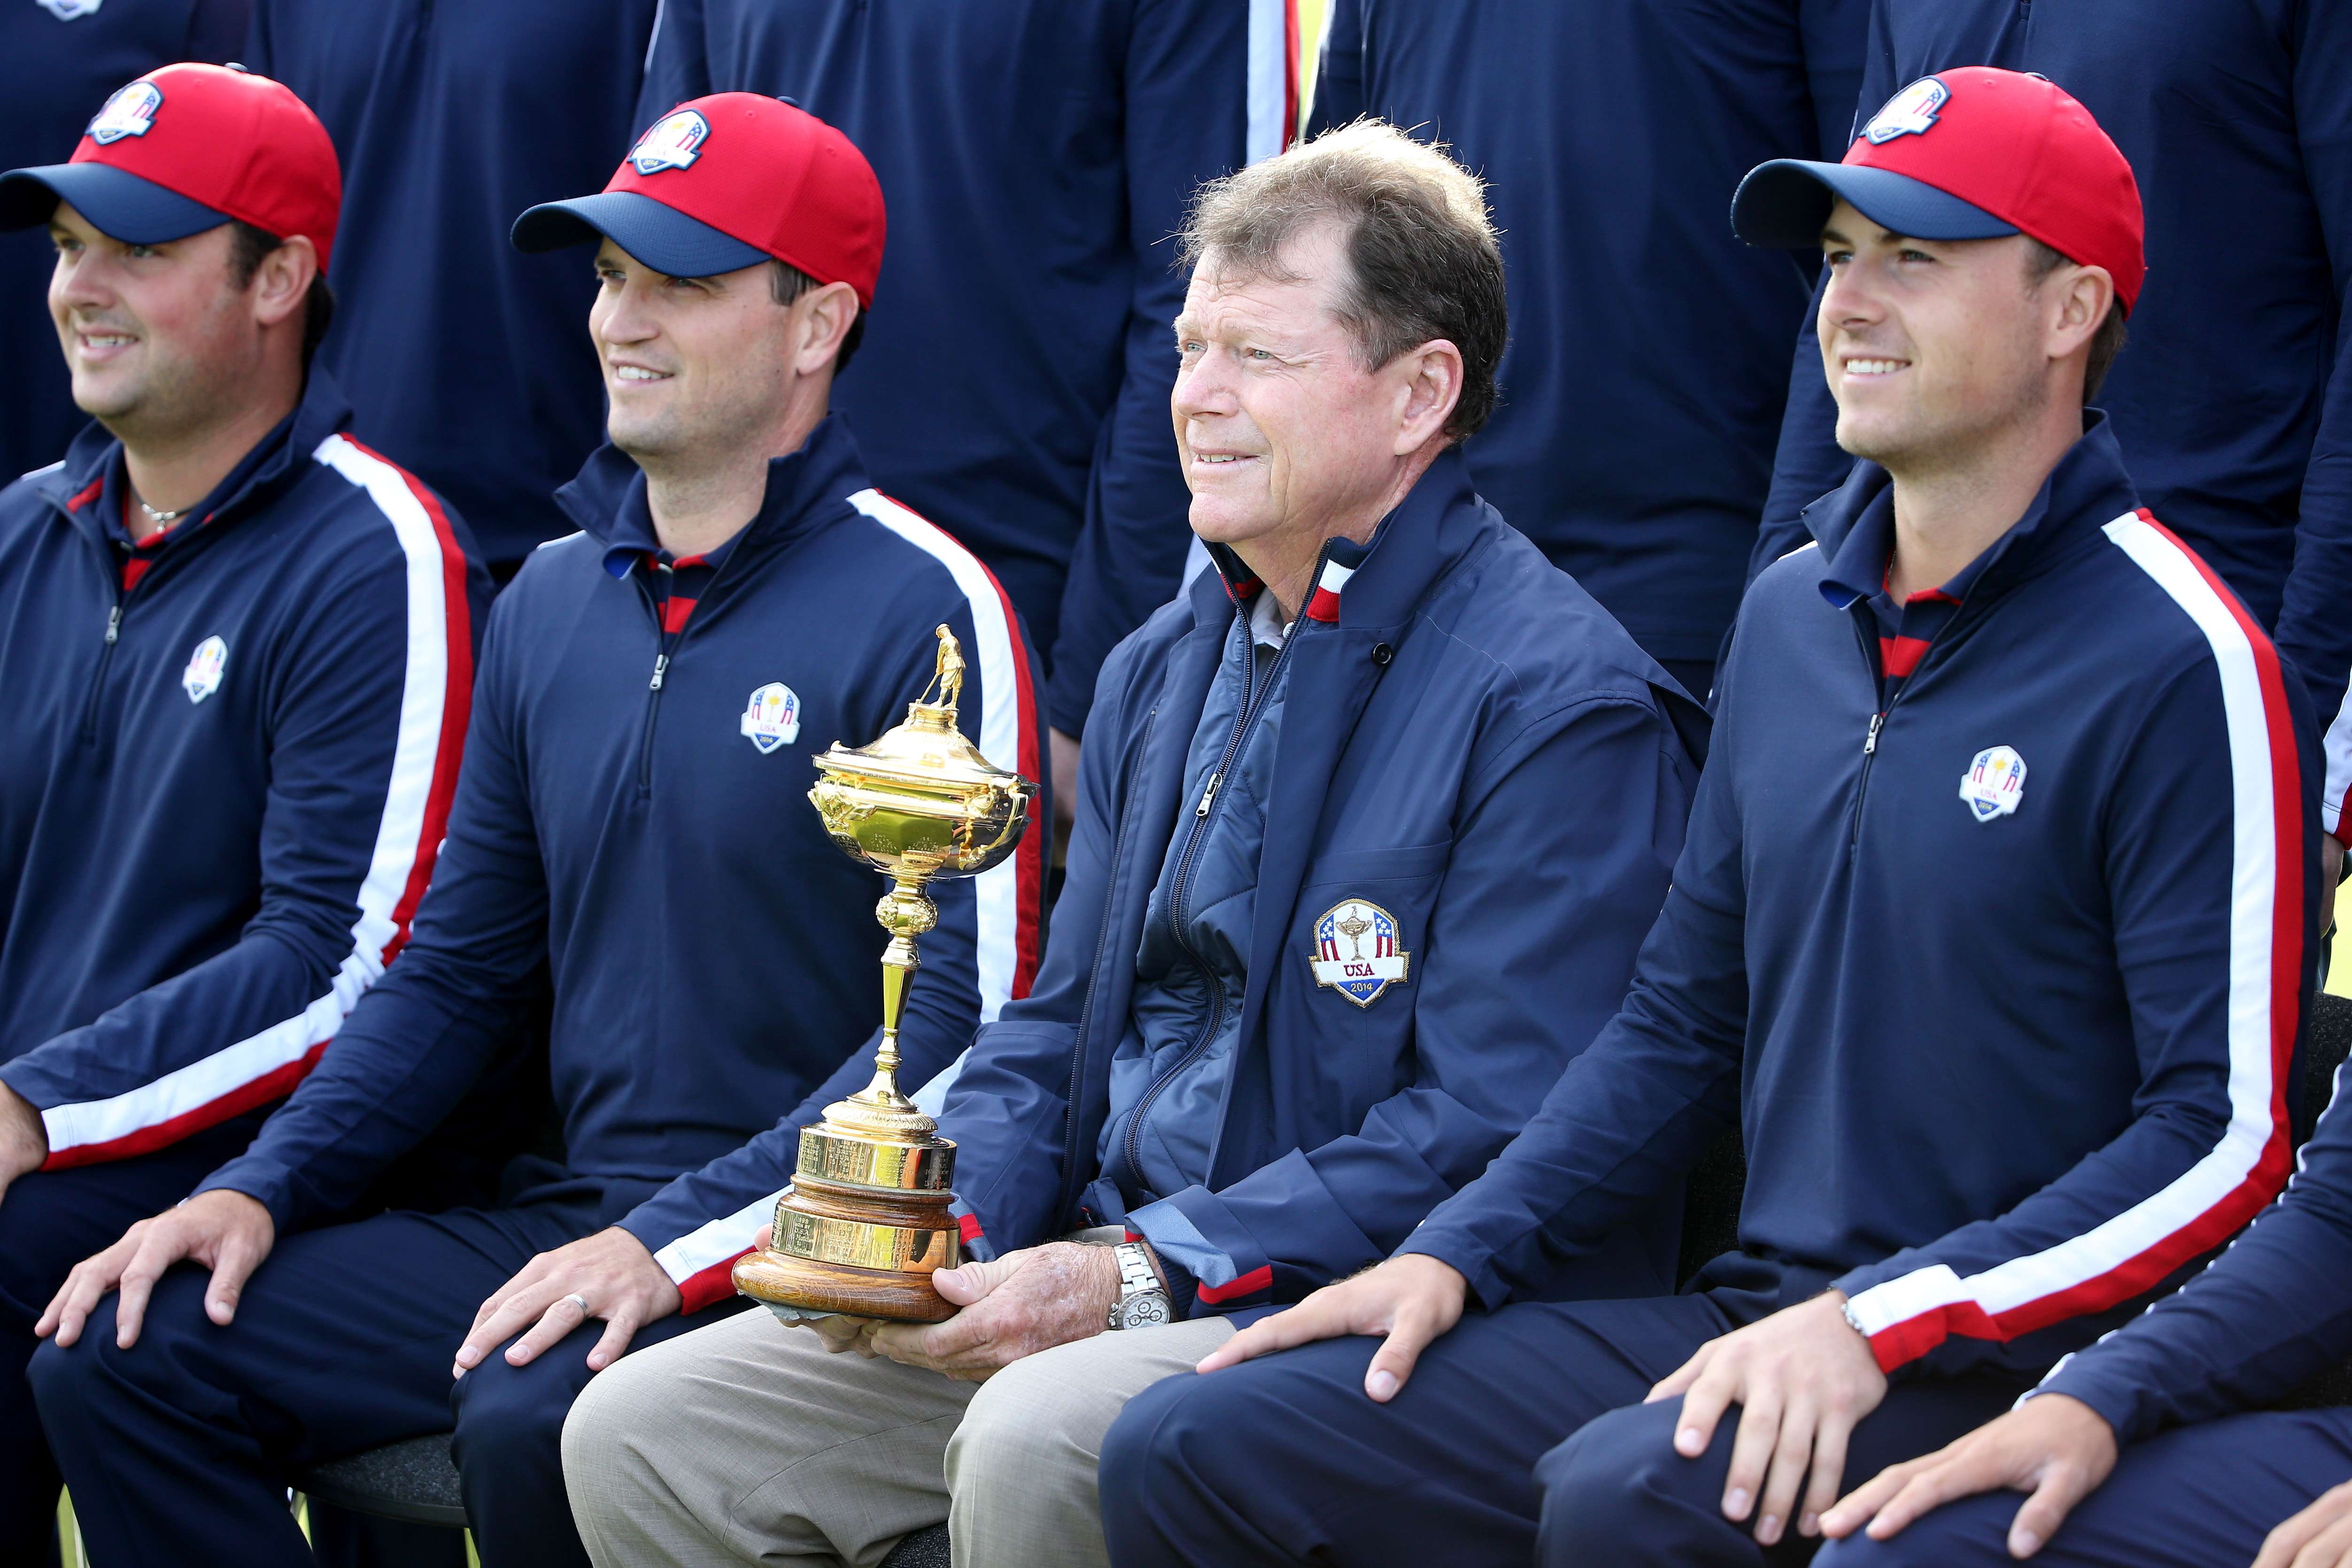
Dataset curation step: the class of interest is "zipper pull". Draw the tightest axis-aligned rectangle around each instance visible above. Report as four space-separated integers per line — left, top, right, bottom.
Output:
1864 713 1883 755
103 605 121 646
1195 771 1222 817
649 652 669 692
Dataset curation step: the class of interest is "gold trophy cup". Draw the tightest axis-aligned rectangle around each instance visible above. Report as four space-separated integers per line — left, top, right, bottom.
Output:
732 626 1035 1322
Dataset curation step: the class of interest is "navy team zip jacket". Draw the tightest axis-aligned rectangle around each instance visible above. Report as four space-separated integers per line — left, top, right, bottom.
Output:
1755 0 2352 833
2034 1069 2352 1443
637 0 1292 734
0 368 487 1170
243 0 661 566
1308 0 1865 673
1402 417 2323 1378
192 414 1047 1313
905 446 1710 1314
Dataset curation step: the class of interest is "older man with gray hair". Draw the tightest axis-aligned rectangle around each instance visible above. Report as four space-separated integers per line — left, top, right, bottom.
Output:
558 121 1705 1568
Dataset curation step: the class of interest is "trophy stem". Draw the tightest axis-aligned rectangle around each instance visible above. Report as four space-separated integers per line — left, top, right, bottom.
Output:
842 875 937 1117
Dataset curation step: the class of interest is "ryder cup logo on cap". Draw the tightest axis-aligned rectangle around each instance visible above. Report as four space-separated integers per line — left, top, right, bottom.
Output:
629 109 711 176
1863 77 1949 145
740 682 802 754
1958 745 2027 822
86 79 163 145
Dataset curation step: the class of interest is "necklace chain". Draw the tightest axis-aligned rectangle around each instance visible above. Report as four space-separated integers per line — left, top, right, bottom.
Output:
132 493 183 525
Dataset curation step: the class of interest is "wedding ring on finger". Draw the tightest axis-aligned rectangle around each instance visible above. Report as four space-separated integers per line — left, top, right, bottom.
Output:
563 1292 590 1316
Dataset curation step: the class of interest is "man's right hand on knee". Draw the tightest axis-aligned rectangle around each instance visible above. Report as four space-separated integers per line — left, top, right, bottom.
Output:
36 1189 275 1350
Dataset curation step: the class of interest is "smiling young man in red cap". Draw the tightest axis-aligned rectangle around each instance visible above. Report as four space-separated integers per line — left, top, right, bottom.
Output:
1093 65 2321 1568
0 61 489 1561
25 92 1042 1568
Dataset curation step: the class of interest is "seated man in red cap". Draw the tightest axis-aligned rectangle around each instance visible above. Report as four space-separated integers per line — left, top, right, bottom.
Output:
1096 66 2323 1568
0 62 489 1561
26 94 1043 1568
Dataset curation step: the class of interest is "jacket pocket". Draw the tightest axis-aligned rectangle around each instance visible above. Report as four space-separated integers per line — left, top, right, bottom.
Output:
1298 840 1451 889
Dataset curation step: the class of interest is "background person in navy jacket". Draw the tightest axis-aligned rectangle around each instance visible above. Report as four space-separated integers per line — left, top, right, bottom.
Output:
0 0 247 485
25 95 1042 1568
1100 70 2320 1568
559 122 1703 1568
242 0 661 575
0 64 486 1564
1308 0 1868 701
635 0 1292 839
1754 1 2352 912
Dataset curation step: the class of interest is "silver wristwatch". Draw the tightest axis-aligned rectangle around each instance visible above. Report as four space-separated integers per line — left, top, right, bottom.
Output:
1106 1241 1172 1331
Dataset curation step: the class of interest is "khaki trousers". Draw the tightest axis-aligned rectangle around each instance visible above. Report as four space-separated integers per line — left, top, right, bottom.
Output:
561 1304 1234 1568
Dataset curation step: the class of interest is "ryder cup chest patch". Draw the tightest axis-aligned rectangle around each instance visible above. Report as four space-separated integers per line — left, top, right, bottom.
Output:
1958 745 2027 822
739 682 801 753
181 635 227 704
87 79 162 143
630 109 711 175
40 0 105 20
1863 77 1949 145
1309 898 1411 1007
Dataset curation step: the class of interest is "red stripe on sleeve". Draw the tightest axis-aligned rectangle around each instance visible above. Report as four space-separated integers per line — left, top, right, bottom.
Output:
1196 1265 1273 1305
42 1041 331 1170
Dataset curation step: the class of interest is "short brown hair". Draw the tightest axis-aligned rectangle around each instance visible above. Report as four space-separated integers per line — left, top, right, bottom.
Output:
770 261 867 375
1178 119 1506 440
2025 239 2128 402
228 220 335 369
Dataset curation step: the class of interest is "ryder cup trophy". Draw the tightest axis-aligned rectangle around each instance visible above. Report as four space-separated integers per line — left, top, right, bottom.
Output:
732 626 1034 1323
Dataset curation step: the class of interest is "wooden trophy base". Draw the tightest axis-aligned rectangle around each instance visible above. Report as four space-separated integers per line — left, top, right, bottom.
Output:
732 1248 958 1323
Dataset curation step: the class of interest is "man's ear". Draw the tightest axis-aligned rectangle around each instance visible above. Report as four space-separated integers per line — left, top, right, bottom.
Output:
248 234 318 332
1392 337 1465 455
794 280 861 375
2047 263 2114 363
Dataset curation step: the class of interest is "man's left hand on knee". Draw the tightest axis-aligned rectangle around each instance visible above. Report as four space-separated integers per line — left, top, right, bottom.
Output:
454 1226 682 1378
870 1241 1129 1381
1646 1290 1889 1549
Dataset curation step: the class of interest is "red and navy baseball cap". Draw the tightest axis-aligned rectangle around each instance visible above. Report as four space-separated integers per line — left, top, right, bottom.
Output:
0 63 342 270
513 94 885 305
1731 66 2145 314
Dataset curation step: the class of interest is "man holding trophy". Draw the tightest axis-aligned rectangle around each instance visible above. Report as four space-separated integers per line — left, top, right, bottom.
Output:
561 120 1709 1568
28 95 1044 1568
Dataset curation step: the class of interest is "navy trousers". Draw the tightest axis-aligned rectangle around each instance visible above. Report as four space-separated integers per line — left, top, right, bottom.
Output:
1815 1406 2352 1568
1101 1292 2031 1568
29 1190 743 1568
0 1113 268 1563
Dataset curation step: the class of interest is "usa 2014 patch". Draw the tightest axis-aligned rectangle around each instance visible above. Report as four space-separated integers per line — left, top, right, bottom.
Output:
1863 77 1949 145
182 634 226 704
739 682 801 754
87 79 162 144
1309 898 1410 1007
1958 744 2027 822
630 109 710 175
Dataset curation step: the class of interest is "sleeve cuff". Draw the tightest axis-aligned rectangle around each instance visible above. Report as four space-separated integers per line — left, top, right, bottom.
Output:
623 1190 779 1316
1394 1228 1511 1312
191 1158 301 1234
2031 1361 2152 1447
1134 1190 1271 1313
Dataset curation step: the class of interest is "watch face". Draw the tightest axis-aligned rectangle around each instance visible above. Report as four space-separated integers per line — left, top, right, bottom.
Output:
1119 1294 1171 1330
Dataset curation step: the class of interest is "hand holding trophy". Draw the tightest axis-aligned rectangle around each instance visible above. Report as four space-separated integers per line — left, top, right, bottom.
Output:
732 625 1034 1323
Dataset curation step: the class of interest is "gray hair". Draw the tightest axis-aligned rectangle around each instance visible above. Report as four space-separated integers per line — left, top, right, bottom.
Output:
1179 119 1506 439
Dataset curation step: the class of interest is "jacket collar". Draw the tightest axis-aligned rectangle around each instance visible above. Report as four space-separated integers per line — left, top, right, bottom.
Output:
38 366 357 549
1805 409 2140 610
556 413 870 568
1192 443 1487 634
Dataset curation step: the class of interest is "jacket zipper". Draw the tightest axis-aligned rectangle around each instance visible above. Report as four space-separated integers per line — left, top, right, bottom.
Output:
627 542 750 799
78 601 123 744
1122 607 1298 1190
1845 592 1994 852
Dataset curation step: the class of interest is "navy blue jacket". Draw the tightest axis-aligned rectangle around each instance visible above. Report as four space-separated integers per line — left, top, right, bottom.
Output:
923 447 1709 1313
2039 1062 2352 1441
0 370 487 1170
1310 0 1866 671
193 415 1047 1313
244 0 659 566
1405 419 2323 1378
0 0 246 483
638 0 1284 734
1756 0 2352 811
